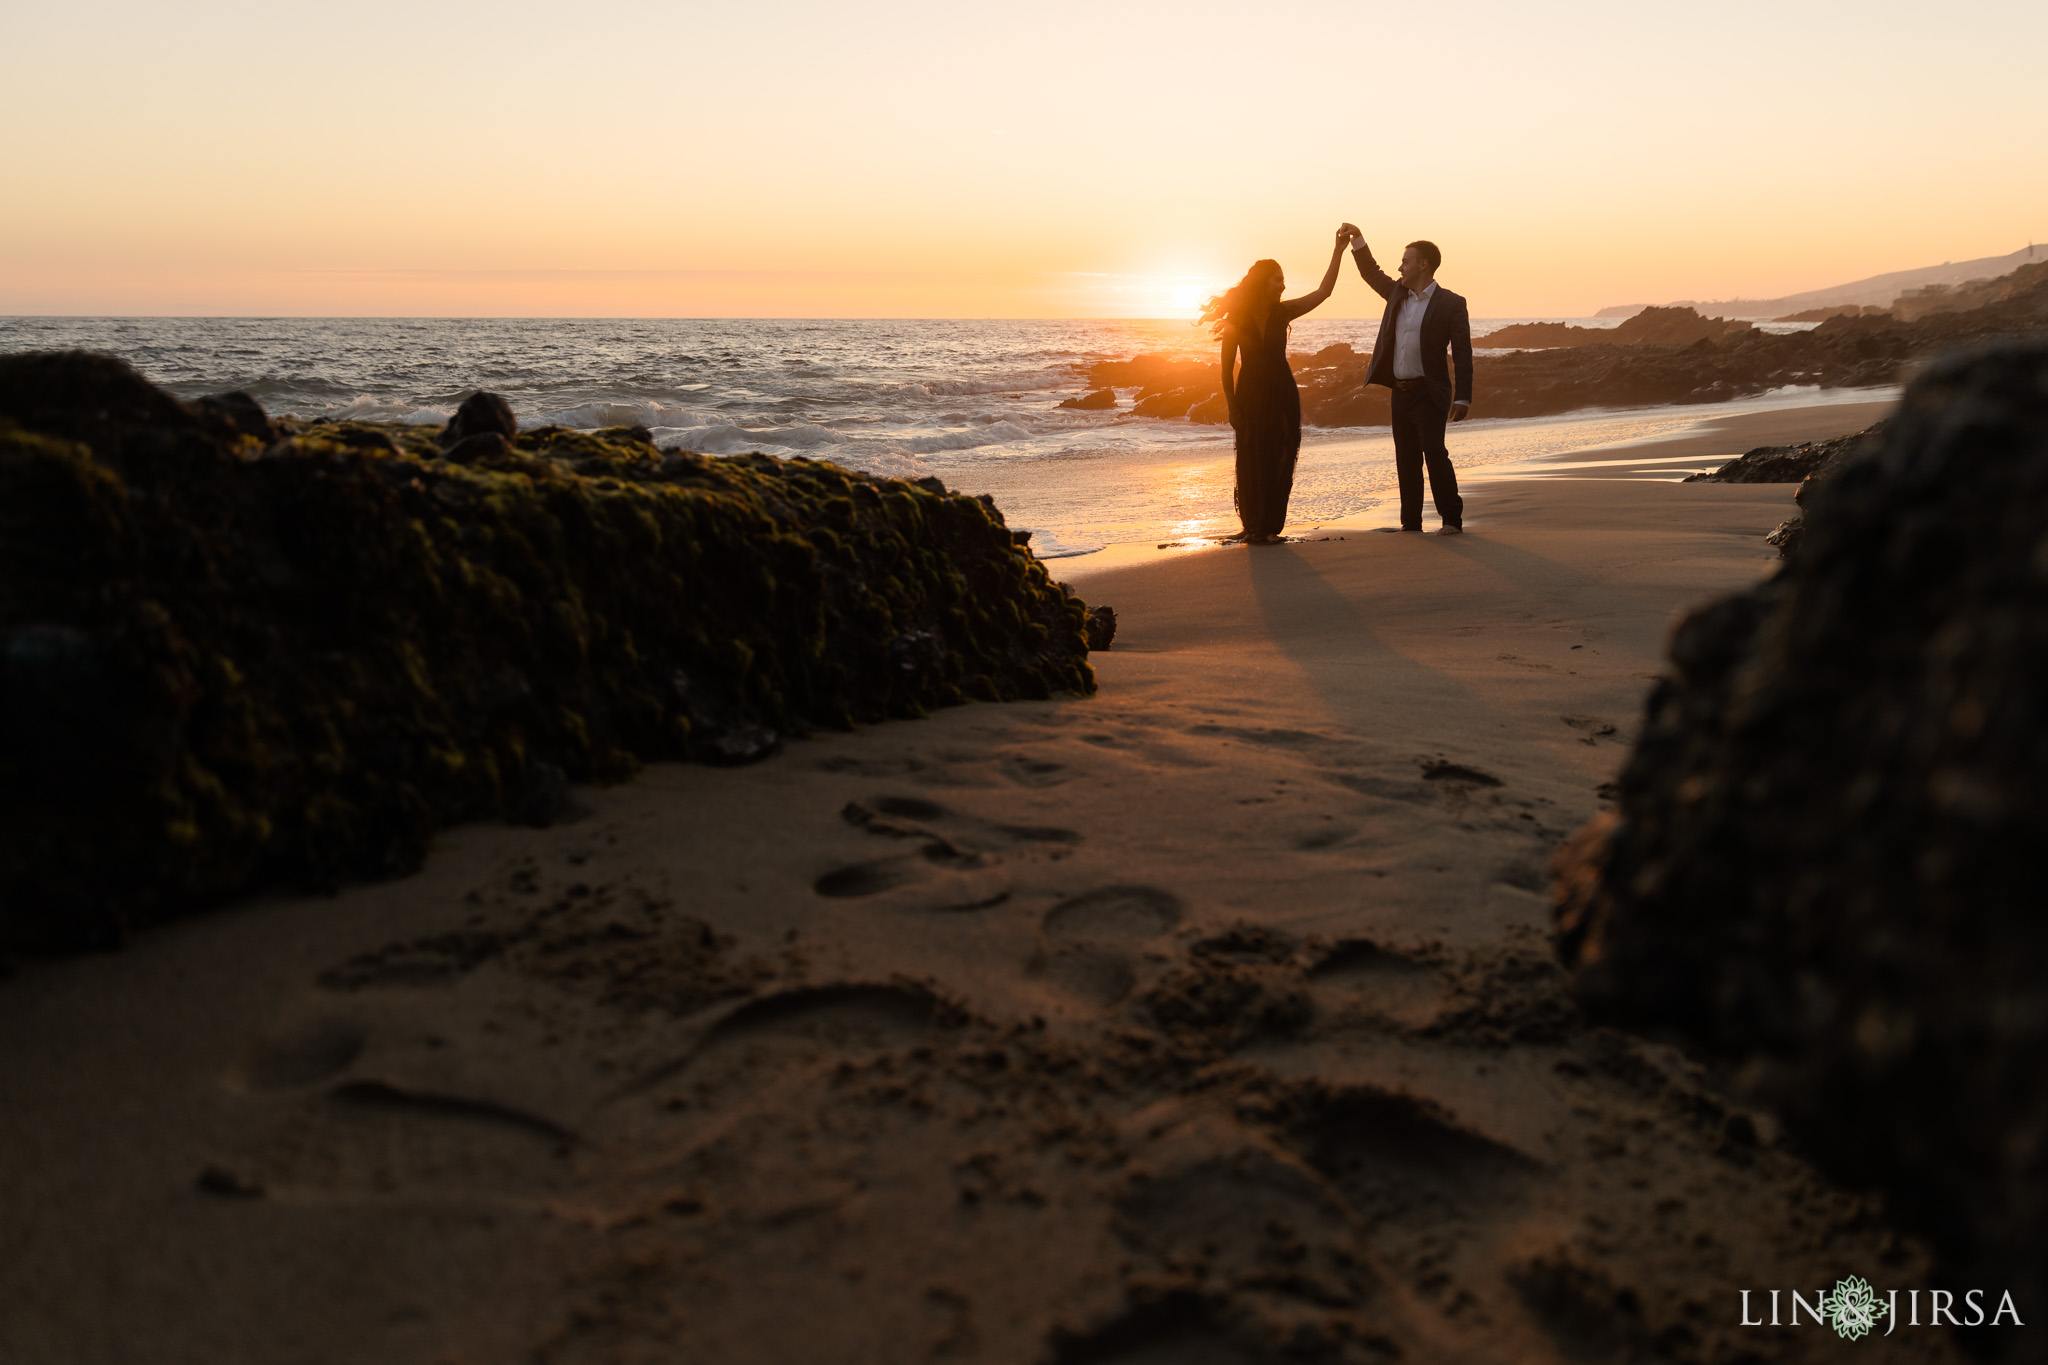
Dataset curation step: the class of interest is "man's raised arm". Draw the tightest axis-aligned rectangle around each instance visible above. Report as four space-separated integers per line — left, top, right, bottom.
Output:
1340 223 1395 302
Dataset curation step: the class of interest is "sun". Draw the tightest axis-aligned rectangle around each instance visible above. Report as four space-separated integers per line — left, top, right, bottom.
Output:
1170 285 1203 312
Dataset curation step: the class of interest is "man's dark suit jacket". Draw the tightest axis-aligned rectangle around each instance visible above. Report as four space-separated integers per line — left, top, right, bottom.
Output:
1353 245 1473 414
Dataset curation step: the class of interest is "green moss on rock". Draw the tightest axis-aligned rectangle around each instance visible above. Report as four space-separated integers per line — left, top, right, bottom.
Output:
0 352 1096 951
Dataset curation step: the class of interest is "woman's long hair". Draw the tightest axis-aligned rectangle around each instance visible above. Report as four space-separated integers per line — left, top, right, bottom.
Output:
1198 259 1283 338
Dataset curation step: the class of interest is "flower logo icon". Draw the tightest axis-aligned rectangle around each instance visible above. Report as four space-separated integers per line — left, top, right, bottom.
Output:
1819 1275 1888 1341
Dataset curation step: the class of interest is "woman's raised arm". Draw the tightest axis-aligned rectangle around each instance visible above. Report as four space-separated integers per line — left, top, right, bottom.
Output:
1280 228 1350 320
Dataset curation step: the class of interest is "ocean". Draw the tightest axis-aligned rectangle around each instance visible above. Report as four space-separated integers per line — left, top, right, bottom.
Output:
0 316 1880 568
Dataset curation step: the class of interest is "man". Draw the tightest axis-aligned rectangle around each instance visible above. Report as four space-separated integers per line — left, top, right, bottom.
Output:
1340 224 1473 534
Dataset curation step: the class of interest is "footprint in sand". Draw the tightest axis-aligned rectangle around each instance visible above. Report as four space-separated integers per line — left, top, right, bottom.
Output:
229 1000 586 1195
1307 940 1451 1029
1292 822 1359 851
819 804 1010 910
818 797 1084 911
1560 714 1619 745
616 982 959 1112
998 753 1070 788
1280 1082 1541 1234
1034 886 1182 1007
869 794 947 820
702 982 949 1055
236 1077 578 1197
844 796 1082 850
1185 723 1330 750
236 1014 368 1090
1117 1110 1376 1310
1418 759 1504 788
1505 1245 1650 1360
1417 758 1506 814
1049 1300 1264 1365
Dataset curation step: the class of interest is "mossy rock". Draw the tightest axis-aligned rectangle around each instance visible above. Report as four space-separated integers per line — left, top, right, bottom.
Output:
0 352 1096 952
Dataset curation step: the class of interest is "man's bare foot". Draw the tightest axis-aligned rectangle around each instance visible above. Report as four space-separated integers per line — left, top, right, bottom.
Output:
1438 524 1463 536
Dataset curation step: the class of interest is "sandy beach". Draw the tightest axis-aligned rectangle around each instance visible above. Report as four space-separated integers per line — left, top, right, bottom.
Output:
0 397 1972 1364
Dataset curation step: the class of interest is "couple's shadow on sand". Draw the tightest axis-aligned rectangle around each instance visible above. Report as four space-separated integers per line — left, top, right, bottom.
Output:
1238 532 1584 730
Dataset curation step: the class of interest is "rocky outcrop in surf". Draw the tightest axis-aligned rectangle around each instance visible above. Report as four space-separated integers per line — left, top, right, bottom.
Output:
1552 340 2048 1344
0 352 1098 953
1681 423 1881 484
1057 388 1117 411
1479 306 1755 349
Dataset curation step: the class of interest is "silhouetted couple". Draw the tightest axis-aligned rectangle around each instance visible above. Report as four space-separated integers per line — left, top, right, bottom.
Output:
1202 223 1473 543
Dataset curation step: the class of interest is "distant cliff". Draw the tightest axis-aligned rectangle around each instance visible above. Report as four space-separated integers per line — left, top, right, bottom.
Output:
1891 260 2048 321
1637 243 2045 319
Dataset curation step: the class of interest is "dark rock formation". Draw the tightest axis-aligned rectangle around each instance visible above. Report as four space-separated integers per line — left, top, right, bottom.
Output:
0 352 1098 953
1682 422 1882 484
1552 340 2048 1343
1084 605 1116 652
440 390 519 448
1481 306 1754 350
1058 388 1117 411
193 390 274 443
1295 342 1362 368
1130 386 1209 420
440 431 509 464
1775 305 1888 322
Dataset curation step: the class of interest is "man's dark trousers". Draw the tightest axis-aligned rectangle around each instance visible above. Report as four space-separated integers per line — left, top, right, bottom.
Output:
1391 386 1462 529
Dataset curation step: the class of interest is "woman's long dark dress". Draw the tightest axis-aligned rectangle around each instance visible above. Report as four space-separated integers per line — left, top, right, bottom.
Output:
1229 301 1316 538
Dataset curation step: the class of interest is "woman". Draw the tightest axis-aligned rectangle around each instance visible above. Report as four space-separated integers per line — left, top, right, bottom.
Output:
1202 227 1350 543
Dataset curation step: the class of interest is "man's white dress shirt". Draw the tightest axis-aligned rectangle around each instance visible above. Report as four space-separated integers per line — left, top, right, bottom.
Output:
1391 279 1437 380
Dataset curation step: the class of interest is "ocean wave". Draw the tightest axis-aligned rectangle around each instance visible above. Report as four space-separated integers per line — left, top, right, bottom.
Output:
649 424 776 456
649 420 852 457
888 420 1037 455
235 375 369 401
334 396 450 424
887 375 1054 398
1032 538 1108 560
530 399 710 430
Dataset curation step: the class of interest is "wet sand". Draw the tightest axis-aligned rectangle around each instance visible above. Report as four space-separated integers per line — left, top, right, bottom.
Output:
0 469 1962 1363
1474 398 1898 482
1061 394 1892 576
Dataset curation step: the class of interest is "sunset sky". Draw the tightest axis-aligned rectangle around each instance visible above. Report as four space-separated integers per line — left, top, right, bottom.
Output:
4 0 2043 318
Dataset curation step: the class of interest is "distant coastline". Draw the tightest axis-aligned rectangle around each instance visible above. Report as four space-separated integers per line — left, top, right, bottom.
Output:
1617 242 2044 320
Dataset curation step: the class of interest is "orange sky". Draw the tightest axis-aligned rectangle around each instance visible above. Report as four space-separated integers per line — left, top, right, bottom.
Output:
4 0 2044 318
